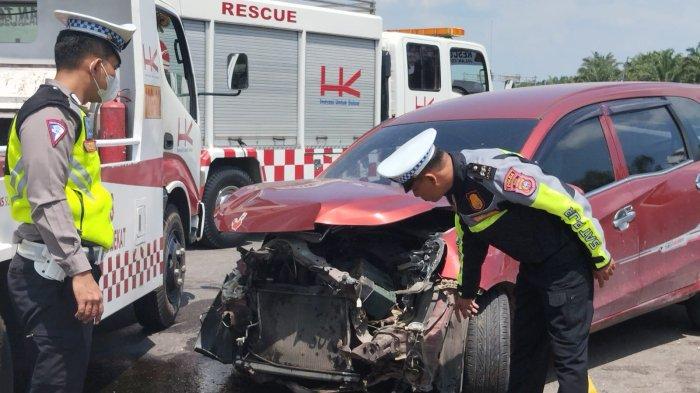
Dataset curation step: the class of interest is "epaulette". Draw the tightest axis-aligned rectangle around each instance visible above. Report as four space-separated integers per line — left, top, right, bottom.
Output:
467 163 496 181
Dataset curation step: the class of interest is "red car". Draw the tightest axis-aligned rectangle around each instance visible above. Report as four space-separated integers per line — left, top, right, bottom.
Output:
197 82 700 393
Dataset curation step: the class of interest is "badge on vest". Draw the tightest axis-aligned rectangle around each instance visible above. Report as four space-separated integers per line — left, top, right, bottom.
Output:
83 139 97 153
466 191 485 211
467 163 496 180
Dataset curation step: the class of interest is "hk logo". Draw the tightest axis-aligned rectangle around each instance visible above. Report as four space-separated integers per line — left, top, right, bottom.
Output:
320 66 361 98
178 117 193 146
415 97 435 109
143 45 159 72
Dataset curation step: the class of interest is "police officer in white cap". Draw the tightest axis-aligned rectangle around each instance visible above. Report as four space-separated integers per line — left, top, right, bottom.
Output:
3 10 134 392
378 129 616 393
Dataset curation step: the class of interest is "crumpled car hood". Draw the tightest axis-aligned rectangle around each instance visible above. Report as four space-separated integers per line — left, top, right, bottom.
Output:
214 178 448 233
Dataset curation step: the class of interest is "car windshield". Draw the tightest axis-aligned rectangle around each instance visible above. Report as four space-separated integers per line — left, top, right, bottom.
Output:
321 119 538 185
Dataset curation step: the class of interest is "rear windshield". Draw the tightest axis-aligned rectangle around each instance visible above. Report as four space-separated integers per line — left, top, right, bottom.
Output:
322 119 537 184
0 2 38 43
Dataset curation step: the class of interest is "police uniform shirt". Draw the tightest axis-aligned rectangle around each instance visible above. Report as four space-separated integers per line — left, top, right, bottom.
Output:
13 79 92 276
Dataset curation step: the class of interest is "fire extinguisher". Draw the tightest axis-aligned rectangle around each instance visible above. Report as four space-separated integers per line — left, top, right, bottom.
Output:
98 91 129 163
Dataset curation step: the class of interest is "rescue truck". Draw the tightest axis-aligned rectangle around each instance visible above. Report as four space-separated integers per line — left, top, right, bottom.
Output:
175 0 494 247
0 0 230 387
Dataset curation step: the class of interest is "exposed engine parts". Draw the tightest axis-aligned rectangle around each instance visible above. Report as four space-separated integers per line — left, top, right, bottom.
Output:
196 218 468 392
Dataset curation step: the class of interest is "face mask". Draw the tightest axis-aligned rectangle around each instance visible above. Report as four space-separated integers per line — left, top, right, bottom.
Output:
92 61 119 102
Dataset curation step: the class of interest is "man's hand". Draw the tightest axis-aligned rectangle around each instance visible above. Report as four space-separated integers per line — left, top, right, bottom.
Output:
455 296 479 320
593 259 616 288
72 270 103 324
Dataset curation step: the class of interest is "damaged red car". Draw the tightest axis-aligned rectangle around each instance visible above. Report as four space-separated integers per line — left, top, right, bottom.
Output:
196 82 700 393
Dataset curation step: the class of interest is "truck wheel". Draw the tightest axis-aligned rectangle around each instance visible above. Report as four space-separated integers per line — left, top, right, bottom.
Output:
201 167 253 248
464 288 510 393
135 205 186 331
0 316 13 393
686 293 700 329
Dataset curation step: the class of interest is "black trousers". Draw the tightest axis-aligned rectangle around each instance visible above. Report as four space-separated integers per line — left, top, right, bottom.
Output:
6 254 93 393
507 242 594 393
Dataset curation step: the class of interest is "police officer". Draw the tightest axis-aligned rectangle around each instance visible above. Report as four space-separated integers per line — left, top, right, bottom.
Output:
377 129 616 393
3 10 134 392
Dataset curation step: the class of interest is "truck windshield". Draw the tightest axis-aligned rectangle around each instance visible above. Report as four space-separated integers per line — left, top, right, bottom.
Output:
0 2 38 43
321 119 537 185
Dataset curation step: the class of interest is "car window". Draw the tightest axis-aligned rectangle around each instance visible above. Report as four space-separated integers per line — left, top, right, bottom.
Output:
668 96 700 154
611 107 688 175
537 117 615 193
322 119 537 184
407 43 440 91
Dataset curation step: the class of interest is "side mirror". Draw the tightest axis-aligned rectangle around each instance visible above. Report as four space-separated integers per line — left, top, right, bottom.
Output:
504 79 514 90
227 53 249 91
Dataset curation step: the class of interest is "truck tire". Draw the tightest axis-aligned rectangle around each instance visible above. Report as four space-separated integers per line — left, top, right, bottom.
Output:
201 167 253 248
134 205 186 331
464 288 510 393
686 293 700 329
0 316 13 393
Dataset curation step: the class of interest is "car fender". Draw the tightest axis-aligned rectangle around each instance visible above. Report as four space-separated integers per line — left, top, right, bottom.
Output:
440 228 519 291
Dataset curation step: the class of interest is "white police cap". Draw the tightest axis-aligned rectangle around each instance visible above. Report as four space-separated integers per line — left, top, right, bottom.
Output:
54 10 136 57
377 128 437 192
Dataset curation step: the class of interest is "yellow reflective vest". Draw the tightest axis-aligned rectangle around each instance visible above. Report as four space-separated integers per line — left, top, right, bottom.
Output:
4 89 114 249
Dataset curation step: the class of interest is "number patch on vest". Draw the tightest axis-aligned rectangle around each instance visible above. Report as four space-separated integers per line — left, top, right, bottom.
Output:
46 119 68 147
503 167 537 196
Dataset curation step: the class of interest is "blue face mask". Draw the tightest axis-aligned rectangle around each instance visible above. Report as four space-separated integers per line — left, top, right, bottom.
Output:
92 61 119 102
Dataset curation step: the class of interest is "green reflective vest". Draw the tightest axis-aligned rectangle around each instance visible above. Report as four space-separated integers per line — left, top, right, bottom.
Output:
4 95 114 249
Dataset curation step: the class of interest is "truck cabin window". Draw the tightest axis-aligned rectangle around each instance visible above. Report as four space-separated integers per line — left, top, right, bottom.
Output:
450 48 488 95
156 10 196 117
0 2 38 43
407 43 440 92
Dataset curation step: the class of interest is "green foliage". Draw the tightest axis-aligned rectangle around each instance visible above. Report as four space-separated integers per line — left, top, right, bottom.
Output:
516 43 700 87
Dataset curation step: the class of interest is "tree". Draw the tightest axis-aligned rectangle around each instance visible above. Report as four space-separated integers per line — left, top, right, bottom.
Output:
623 49 684 82
576 52 621 82
682 43 700 83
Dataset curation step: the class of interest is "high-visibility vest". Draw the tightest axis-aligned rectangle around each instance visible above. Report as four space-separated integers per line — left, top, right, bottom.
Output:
4 85 114 249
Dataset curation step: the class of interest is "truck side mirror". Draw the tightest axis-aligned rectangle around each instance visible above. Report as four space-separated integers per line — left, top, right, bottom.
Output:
227 53 249 91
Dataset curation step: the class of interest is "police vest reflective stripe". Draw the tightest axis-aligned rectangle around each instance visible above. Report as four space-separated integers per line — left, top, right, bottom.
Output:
4 98 114 249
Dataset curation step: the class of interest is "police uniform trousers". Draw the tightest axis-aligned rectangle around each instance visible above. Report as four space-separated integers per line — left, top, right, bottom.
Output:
6 253 93 393
507 241 594 393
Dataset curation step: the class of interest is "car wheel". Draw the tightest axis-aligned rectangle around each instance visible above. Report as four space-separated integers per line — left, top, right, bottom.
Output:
686 293 700 329
134 205 185 330
464 288 510 393
201 168 253 248
0 316 13 393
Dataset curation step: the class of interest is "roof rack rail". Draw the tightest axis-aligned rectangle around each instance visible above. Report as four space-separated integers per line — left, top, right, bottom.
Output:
284 0 376 14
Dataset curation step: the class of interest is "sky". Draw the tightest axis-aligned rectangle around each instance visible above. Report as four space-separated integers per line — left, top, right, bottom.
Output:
375 0 700 85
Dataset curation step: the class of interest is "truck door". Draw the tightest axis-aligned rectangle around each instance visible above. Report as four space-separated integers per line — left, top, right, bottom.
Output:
403 40 442 112
156 8 201 188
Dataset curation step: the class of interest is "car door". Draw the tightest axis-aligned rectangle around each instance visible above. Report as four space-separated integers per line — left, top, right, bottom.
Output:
534 104 641 323
606 98 700 306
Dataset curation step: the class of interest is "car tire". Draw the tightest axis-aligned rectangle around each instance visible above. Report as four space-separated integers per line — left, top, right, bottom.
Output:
686 293 700 329
201 168 253 248
0 316 13 393
464 288 511 393
134 205 186 331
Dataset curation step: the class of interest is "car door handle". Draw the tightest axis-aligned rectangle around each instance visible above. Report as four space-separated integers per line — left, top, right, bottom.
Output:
613 205 636 231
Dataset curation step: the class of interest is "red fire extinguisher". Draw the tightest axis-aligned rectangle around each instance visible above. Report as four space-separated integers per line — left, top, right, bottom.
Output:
98 92 129 163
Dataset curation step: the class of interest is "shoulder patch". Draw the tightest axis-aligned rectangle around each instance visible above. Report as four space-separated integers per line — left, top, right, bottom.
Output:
503 167 537 196
46 119 68 147
467 163 496 180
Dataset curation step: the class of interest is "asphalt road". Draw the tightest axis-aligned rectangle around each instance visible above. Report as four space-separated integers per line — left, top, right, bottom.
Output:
86 245 700 393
